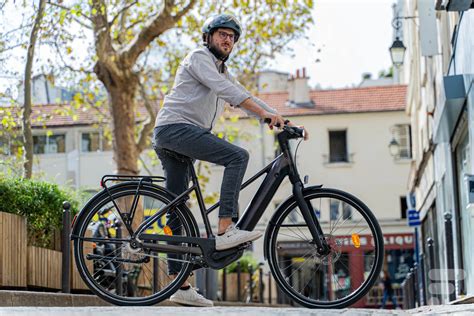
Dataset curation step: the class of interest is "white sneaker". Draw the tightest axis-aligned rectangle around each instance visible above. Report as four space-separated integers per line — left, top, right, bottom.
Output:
215 225 262 251
169 287 214 307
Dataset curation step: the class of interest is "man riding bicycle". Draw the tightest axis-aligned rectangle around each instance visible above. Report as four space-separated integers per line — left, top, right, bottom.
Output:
153 13 308 306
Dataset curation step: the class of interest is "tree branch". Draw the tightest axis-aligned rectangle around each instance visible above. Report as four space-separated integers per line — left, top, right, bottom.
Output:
46 1 93 22
122 0 196 65
109 0 138 27
51 41 94 74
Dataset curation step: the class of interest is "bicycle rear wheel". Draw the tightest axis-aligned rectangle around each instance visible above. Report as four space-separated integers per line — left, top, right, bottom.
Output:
265 187 383 308
73 183 199 306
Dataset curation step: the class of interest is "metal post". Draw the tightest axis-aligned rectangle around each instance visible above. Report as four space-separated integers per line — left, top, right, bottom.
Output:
444 213 456 302
222 267 227 301
61 201 71 293
427 237 436 304
237 261 241 302
268 272 272 304
115 221 123 296
259 267 264 303
407 270 413 309
420 254 427 306
249 264 254 302
413 263 420 307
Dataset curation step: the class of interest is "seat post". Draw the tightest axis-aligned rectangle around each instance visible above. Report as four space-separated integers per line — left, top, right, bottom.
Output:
188 161 215 238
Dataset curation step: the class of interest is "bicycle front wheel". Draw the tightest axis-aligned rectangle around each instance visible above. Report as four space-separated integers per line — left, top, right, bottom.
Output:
265 187 384 308
73 183 199 306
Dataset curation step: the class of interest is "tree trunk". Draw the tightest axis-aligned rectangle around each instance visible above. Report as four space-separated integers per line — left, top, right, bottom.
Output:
94 60 140 175
109 84 140 175
23 0 46 179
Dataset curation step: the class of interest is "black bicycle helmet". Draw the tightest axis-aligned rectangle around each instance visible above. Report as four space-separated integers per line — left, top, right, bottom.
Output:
202 14 242 43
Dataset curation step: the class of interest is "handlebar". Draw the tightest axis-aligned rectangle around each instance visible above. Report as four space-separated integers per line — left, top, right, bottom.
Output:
263 118 305 139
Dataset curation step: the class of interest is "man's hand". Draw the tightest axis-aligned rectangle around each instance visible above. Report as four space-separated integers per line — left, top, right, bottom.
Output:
263 112 285 130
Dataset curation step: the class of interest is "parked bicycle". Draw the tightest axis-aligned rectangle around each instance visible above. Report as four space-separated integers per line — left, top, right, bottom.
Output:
71 123 384 308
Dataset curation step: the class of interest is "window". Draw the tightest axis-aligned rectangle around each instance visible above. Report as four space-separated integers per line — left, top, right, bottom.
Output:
81 132 112 152
329 130 348 162
393 124 412 159
400 196 408 219
33 134 65 154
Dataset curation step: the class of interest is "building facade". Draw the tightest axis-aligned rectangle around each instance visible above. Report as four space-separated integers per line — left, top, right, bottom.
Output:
399 0 474 304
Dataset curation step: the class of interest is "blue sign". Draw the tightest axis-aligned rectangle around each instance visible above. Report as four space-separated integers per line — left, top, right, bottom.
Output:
407 209 421 227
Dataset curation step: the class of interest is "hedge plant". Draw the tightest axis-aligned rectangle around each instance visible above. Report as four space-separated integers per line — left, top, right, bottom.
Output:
0 177 78 249
226 252 259 273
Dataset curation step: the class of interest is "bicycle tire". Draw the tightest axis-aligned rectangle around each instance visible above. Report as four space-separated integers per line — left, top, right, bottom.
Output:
72 182 199 306
265 187 384 308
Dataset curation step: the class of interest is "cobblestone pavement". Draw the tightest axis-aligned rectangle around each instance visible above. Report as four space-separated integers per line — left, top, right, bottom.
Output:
0 305 473 316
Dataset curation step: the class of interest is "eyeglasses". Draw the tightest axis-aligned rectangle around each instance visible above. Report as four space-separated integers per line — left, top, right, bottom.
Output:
216 30 236 42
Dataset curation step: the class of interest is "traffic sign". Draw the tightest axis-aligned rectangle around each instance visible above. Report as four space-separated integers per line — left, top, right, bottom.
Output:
407 209 421 227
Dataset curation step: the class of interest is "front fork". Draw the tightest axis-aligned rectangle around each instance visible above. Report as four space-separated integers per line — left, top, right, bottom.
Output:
293 182 331 255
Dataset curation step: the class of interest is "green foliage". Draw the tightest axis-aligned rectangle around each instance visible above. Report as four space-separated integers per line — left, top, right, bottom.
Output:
0 177 79 248
226 251 259 273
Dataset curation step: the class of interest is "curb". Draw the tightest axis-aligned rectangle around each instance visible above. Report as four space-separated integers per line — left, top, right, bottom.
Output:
0 291 287 308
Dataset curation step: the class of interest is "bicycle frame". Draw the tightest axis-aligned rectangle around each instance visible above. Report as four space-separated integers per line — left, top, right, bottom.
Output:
133 128 331 256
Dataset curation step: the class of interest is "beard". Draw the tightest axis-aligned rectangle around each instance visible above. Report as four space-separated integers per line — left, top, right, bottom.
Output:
208 38 232 61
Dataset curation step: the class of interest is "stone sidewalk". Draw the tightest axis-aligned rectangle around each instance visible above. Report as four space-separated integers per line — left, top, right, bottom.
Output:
0 290 473 315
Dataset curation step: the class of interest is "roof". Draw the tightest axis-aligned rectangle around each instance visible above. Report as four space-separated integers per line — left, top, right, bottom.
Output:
0 85 407 127
253 84 407 117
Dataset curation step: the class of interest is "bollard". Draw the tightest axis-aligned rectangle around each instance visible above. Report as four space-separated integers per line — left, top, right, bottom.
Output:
248 264 254 302
61 201 71 293
427 237 436 303
444 213 456 302
406 270 413 309
413 263 419 307
115 221 123 296
420 254 427 305
222 267 227 301
268 272 272 304
237 261 241 302
401 277 408 309
259 266 264 303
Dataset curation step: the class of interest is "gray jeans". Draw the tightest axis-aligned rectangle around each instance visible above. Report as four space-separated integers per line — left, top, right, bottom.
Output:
153 123 249 218
153 124 249 275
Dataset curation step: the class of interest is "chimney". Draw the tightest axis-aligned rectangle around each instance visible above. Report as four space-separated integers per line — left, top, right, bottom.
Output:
287 67 313 108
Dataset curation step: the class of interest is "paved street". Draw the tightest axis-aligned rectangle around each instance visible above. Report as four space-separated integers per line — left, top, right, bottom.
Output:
0 305 473 316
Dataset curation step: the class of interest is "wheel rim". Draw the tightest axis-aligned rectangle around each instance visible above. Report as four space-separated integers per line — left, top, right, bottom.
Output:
75 188 194 304
268 191 383 307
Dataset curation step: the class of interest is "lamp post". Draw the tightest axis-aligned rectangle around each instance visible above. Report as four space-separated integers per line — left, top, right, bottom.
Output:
389 14 416 67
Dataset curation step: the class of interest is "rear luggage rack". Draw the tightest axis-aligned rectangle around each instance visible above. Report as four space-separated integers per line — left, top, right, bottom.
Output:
99 174 167 230
100 174 166 188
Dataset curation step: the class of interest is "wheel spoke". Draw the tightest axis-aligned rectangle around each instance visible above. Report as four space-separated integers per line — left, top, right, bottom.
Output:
74 187 196 305
268 189 383 308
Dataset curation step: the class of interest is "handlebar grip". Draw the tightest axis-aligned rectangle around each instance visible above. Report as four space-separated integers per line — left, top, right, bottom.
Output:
263 118 281 128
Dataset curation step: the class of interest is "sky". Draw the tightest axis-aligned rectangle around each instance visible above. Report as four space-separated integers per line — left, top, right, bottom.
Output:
0 0 397 97
269 0 396 89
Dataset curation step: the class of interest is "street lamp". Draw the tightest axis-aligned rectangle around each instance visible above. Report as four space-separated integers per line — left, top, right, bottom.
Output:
389 37 406 67
389 12 416 68
388 137 400 158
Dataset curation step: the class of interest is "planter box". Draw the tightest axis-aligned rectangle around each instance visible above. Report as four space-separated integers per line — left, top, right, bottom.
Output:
27 246 62 289
225 272 250 302
0 212 27 287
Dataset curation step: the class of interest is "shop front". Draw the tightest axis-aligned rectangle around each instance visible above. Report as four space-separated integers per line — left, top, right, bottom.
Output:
276 233 414 308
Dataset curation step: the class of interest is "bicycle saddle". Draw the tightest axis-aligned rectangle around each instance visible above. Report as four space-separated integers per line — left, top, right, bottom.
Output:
161 148 193 163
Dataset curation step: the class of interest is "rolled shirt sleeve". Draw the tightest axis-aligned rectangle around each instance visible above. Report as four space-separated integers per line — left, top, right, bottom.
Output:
187 50 251 106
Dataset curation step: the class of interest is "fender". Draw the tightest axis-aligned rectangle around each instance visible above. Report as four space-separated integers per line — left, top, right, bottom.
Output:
263 184 323 260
